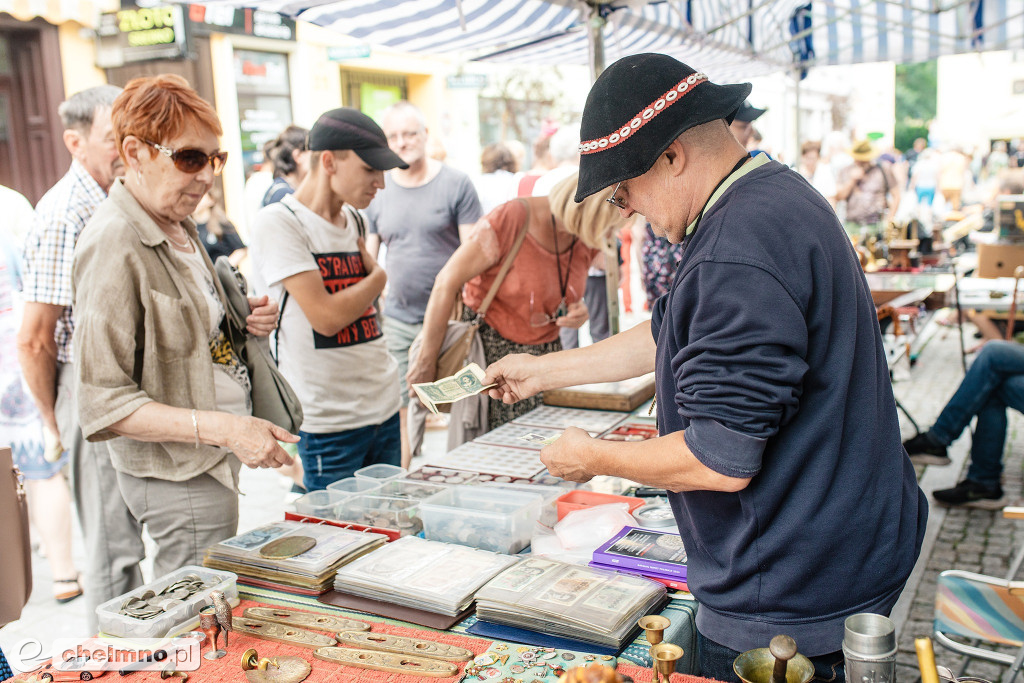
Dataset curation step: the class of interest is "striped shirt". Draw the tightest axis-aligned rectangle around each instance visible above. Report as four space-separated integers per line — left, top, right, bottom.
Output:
22 161 107 363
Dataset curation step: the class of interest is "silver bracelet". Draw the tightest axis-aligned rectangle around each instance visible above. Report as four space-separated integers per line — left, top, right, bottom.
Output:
191 409 200 449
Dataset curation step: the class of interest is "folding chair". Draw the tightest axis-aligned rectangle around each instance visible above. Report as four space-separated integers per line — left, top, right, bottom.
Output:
932 508 1024 683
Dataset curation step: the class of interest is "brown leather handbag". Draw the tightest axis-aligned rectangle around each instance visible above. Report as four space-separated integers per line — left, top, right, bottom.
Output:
0 446 32 626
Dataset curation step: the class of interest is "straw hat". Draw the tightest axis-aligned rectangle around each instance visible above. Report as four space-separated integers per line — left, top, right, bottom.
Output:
850 140 877 163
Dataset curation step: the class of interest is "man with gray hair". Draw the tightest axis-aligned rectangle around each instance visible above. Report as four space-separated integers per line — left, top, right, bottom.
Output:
18 84 144 631
366 101 482 464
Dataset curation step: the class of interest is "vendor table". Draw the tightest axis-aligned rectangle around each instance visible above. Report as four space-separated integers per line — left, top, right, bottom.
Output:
864 272 956 310
954 276 1022 313
115 588 701 682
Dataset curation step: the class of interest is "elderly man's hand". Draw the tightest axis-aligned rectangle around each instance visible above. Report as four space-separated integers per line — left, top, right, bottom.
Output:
484 353 545 404
225 416 298 469
540 427 596 483
246 295 279 336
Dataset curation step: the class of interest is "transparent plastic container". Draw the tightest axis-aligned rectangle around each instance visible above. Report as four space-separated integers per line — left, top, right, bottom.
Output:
419 485 544 554
293 490 347 519
336 493 422 536
96 565 238 639
354 463 407 484
376 479 448 500
326 477 381 496
403 466 480 486
481 481 563 526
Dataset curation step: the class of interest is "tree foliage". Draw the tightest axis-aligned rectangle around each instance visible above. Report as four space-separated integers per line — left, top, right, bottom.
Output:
894 60 936 151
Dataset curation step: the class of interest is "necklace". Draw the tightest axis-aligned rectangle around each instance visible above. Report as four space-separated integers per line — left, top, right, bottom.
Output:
550 212 577 317
681 154 750 252
166 229 192 250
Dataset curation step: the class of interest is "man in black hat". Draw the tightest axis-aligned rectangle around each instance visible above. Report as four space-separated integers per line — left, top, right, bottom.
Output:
729 99 766 148
250 107 410 491
484 54 926 680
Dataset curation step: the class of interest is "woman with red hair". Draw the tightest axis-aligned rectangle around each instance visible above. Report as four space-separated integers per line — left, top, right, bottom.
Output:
72 74 298 576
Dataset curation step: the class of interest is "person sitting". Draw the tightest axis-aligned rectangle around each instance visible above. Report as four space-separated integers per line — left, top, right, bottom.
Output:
407 172 626 431
72 74 297 579
903 339 1024 509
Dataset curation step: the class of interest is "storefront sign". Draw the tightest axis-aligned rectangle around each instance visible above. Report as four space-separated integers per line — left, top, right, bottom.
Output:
96 4 188 66
327 44 372 61
188 5 296 41
446 73 488 89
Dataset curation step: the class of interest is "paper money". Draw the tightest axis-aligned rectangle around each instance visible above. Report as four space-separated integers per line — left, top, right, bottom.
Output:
518 432 560 446
412 363 496 415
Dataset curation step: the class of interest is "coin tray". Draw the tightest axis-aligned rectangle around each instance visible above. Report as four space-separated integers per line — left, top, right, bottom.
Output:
512 406 628 434
426 442 545 479
96 565 238 639
474 423 564 451
403 466 480 486
375 479 448 500
419 485 544 554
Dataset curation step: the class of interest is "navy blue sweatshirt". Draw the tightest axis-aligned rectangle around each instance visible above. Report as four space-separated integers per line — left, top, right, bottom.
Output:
651 159 927 655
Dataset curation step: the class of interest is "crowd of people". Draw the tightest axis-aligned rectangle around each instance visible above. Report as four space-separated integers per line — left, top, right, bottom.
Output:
1 59 1022 683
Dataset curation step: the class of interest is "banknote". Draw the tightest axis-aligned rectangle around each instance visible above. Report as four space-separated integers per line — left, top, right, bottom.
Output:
412 363 495 415
518 432 560 446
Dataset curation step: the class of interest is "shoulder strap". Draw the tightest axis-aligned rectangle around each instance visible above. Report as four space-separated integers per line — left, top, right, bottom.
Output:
478 198 531 318
344 205 367 240
272 200 303 362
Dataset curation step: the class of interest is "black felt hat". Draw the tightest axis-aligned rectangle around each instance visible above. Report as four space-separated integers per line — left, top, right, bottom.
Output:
308 107 408 171
575 54 751 202
734 100 767 123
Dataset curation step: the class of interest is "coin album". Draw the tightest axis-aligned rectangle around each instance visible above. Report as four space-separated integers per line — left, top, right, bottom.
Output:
203 521 387 592
333 536 519 616
475 558 666 649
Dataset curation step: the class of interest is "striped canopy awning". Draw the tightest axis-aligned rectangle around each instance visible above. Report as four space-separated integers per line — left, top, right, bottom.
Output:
194 0 1024 78
0 0 117 27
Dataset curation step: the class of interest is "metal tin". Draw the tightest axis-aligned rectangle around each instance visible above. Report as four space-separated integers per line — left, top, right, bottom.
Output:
633 502 676 527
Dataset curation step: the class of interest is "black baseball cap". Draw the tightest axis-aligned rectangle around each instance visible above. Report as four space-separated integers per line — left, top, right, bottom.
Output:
307 107 408 170
575 54 750 202
733 100 767 123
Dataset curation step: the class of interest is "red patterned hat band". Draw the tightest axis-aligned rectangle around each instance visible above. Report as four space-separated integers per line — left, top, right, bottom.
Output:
578 72 708 156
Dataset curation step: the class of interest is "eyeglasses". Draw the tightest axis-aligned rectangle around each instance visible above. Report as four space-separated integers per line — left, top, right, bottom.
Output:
529 286 577 327
143 139 228 175
606 181 628 210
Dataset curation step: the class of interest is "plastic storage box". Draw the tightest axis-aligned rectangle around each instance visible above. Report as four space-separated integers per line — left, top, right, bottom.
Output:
419 485 543 554
375 479 448 500
336 493 422 536
481 481 564 526
326 477 382 496
354 463 407 484
96 565 238 639
293 490 347 519
403 466 480 485
555 490 645 521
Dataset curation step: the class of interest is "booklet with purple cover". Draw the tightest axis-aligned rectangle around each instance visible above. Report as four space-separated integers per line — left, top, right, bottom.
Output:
592 526 687 580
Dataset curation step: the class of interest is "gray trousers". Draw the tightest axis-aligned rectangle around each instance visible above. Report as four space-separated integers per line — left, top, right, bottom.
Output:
559 274 611 350
116 470 239 581
56 362 144 633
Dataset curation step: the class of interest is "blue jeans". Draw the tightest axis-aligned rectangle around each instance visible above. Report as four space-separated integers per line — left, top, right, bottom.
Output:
930 341 1024 488
698 632 845 683
298 412 401 491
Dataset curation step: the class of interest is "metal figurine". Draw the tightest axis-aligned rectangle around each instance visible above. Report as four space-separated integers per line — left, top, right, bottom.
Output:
211 590 234 649
242 649 279 671
199 605 226 660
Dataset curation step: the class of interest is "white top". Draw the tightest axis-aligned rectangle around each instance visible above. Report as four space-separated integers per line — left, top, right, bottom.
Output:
173 245 251 419
249 194 400 433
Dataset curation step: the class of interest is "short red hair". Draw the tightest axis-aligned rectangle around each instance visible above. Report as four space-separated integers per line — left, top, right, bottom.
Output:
112 74 222 164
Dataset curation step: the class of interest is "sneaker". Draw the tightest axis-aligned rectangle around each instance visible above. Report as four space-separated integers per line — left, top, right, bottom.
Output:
932 480 1007 510
903 432 951 466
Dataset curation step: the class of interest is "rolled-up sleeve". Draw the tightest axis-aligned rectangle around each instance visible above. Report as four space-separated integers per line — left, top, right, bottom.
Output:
673 260 809 477
73 238 151 441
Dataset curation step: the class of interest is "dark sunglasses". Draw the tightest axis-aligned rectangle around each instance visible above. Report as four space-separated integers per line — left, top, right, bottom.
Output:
143 139 228 175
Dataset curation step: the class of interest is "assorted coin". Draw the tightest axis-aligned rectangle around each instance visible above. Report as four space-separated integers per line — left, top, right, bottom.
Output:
118 574 217 620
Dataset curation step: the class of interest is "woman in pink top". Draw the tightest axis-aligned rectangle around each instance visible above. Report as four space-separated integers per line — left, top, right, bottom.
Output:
409 173 626 429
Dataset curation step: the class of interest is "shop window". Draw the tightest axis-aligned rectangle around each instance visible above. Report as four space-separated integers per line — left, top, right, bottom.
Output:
339 70 406 122
234 48 292 177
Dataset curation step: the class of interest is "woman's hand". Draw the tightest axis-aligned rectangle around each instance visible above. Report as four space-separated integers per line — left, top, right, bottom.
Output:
555 300 589 329
406 358 437 398
222 415 298 469
246 295 279 336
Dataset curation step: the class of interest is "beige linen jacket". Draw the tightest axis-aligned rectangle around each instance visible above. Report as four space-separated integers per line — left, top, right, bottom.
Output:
72 180 239 490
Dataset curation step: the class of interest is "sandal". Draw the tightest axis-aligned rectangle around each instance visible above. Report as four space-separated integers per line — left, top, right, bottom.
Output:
54 575 83 604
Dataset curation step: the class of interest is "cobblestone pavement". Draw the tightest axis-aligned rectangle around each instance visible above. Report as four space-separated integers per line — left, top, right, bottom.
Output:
4 312 1023 682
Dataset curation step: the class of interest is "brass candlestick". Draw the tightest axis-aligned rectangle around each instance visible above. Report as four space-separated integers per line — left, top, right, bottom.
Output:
638 615 671 647
650 643 683 683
